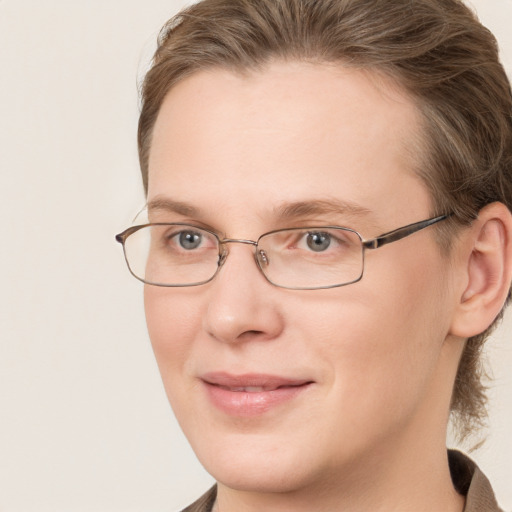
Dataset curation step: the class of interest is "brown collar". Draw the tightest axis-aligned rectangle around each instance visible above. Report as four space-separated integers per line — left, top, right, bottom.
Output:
449 450 503 512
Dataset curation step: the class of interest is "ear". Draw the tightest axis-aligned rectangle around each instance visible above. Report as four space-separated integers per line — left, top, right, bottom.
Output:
450 202 512 338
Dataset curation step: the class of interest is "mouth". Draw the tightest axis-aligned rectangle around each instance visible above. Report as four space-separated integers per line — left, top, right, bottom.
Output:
218 385 292 392
200 372 314 416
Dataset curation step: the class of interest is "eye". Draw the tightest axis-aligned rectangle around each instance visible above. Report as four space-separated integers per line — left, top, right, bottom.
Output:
177 230 203 250
305 231 332 252
159 226 216 253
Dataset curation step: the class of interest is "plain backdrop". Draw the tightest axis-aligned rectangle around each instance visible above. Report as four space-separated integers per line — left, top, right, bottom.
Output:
0 1 511 511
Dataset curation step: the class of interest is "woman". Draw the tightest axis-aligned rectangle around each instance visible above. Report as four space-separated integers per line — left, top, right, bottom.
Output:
117 1 512 510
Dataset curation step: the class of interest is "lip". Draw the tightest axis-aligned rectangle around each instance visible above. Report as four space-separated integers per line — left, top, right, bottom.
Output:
201 372 314 417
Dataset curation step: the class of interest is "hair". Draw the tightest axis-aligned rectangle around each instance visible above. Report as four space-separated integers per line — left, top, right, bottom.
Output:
138 0 512 441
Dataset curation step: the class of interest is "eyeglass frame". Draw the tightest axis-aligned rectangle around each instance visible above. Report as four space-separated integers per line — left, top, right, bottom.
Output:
115 214 451 290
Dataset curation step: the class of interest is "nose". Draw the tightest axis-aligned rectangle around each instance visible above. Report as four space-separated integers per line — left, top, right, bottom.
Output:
203 243 285 344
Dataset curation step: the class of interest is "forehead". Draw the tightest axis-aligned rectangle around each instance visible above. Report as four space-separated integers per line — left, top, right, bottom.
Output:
147 62 430 230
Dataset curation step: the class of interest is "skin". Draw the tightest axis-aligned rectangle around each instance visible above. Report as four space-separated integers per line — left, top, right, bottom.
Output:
144 62 469 511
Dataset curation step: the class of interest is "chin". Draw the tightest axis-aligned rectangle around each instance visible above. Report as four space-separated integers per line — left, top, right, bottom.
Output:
191 430 326 494
209 460 313 494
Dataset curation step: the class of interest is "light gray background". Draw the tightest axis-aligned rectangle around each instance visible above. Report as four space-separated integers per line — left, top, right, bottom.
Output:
0 1 511 511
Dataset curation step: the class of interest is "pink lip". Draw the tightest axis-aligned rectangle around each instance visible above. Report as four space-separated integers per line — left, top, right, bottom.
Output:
201 372 313 417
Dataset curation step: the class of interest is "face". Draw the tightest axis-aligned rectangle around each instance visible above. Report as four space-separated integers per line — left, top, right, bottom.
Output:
145 62 462 496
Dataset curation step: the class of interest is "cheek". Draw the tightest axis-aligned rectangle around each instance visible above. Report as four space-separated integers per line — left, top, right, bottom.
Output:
304 251 452 421
144 286 213 433
144 287 202 379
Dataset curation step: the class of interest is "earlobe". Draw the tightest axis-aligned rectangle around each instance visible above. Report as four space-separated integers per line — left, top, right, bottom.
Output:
450 202 512 339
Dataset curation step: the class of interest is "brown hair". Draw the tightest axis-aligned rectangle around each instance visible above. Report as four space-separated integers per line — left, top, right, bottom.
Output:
138 0 512 440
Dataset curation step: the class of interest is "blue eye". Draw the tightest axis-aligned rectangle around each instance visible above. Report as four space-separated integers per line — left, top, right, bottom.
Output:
178 231 203 250
306 232 331 252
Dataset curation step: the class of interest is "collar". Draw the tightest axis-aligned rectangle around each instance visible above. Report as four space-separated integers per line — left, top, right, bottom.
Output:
449 449 503 512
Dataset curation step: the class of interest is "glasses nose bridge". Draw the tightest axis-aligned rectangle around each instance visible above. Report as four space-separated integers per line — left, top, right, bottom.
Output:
218 237 259 267
221 238 258 246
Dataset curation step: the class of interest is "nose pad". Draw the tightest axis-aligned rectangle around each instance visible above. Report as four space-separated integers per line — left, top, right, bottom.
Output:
218 248 228 267
256 249 269 266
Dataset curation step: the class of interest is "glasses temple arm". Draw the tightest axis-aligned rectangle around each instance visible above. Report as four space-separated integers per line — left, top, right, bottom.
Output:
362 214 451 250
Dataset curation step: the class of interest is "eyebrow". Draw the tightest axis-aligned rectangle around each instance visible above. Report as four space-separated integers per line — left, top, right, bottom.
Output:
147 197 200 217
147 196 374 224
273 199 374 221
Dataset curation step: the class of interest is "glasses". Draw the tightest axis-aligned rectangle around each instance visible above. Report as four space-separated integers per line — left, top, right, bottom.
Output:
115 214 449 290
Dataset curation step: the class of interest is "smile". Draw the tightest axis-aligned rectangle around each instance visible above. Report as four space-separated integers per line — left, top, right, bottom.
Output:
201 373 314 417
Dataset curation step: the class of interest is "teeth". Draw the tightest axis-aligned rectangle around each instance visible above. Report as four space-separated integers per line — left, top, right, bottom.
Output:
224 386 267 392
